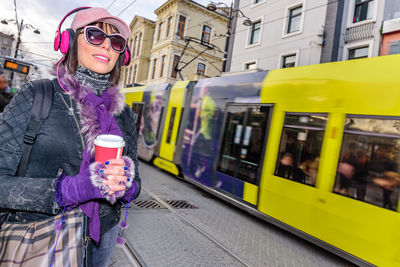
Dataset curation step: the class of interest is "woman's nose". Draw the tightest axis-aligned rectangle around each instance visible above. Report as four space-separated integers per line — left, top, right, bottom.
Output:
101 37 112 50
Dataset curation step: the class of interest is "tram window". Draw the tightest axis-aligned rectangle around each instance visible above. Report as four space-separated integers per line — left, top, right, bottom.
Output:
334 116 400 211
166 107 177 143
275 113 327 186
176 108 184 141
217 105 270 184
156 107 164 141
131 102 145 132
218 106 246 178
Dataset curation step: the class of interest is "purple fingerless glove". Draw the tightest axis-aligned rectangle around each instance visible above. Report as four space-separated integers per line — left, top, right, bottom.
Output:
54 165 105 207
88 156 137 204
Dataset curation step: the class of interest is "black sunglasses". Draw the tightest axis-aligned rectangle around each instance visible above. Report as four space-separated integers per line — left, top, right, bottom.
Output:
83 26 126 53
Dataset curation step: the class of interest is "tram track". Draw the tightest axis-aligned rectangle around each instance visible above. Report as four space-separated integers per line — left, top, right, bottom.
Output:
141 185 251 267
120 238 147 267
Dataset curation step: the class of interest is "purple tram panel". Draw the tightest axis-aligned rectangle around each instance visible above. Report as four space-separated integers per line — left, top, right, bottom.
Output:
180 72 267 195
137 83 170 162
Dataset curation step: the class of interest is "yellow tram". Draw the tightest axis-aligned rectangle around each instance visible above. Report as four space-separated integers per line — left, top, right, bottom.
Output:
123 54 400 266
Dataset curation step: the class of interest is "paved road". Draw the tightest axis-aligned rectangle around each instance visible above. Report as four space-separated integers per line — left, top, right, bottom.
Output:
110 160 354 267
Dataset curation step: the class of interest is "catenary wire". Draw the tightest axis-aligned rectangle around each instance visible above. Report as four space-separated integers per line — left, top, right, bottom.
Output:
128 0 339 46
18 49 58 60
117 0 138 16
124 0 338 79
14 0 18 28
106 0 118 10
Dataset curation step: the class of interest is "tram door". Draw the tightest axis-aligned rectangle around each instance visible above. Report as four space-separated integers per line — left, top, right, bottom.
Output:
215 104 271 206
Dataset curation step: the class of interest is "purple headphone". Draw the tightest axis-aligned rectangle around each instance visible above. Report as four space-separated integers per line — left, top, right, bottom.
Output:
54 7 131 66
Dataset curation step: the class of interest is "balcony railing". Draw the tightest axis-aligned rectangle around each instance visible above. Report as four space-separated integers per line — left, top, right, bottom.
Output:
344 21 375 44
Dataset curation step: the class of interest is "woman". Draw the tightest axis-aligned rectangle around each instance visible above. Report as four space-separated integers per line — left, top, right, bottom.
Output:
0 7 140 266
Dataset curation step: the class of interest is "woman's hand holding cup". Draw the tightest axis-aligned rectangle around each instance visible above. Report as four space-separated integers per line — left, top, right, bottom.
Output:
94 134 129 196
99 159 129 195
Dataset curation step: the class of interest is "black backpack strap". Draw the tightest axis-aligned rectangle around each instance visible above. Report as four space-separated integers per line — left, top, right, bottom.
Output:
16 79 54 177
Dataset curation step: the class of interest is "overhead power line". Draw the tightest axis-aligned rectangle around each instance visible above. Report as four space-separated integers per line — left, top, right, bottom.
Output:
18 49 58 60
106 0 118 10
117 0 137 16
21 41 53 44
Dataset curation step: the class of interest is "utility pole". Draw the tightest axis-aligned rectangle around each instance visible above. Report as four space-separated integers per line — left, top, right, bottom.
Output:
206 2 252 73
9 19 23 88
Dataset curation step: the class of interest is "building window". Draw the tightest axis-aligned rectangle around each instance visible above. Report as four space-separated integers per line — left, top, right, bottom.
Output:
133 64 137 83
197 62 206 75
201 25 211 46
171 55 180 78
333 116 400 211
137 33 142 57
254 0 261 3
249 20 261 45
132 36 137 58
281 54 296 68
177 16 186 37
160 55 166 77
354 0 374 23
287 5 302 34
244 62 256 70
1 47 7 55
389 41 400 55
129 66 135 84
166 17 172 37
348 46 369 60
2 39 9 45
151 58 157 79
126 67 131 86
157 22 163 41
275 113 327 186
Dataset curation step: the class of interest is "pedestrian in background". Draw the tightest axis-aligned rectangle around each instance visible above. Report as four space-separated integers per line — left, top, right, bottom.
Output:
0 7 140 267
0 74 13 112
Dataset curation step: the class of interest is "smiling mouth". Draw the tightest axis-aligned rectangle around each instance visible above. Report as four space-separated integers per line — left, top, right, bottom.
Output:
93 55 110 62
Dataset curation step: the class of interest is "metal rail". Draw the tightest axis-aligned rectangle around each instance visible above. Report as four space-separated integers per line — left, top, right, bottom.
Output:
120 238 147 267
142 186 251 267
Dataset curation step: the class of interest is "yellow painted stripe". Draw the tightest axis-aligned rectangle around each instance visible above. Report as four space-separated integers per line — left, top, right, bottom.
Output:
153 157 179 176
243 182 259 205
159 81 189 161
122 86 146 107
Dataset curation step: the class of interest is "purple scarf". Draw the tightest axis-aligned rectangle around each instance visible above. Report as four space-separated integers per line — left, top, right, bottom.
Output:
59 67 125 242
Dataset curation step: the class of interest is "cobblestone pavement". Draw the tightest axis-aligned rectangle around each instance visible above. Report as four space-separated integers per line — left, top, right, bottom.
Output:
111 161 354 267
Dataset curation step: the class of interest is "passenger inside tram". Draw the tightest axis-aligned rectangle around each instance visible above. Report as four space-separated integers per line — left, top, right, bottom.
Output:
276 152 305 183
335 128 400 211
275 114 326 186
299 156 320 186
369 146 399 210
337 142 369 200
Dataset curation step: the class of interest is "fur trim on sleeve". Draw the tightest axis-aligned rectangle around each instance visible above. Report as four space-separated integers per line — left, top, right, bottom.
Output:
122 156 135 188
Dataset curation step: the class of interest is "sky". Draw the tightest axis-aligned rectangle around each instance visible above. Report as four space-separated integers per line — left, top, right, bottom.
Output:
0 0 231 78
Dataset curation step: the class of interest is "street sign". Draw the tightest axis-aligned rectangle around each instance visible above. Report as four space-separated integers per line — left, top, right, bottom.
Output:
3 59 30 74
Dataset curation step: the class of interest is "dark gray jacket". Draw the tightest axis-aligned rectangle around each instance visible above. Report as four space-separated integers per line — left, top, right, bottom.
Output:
0 79 140 234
